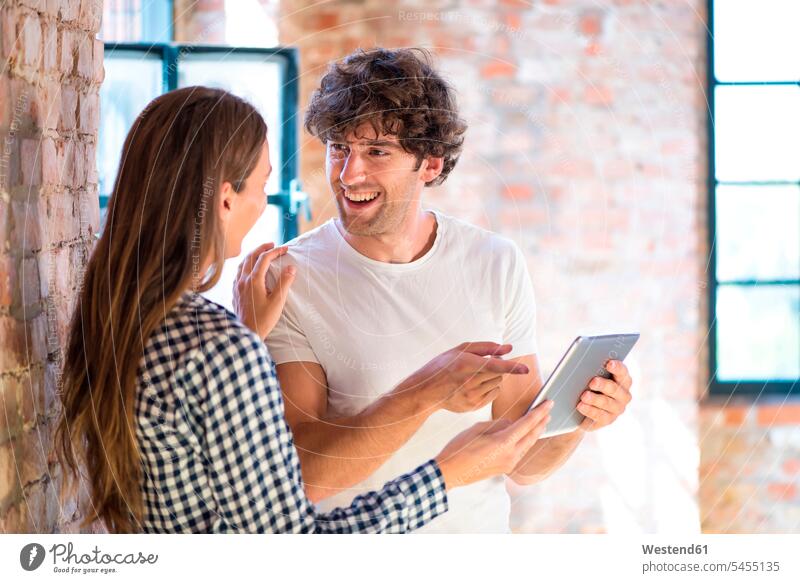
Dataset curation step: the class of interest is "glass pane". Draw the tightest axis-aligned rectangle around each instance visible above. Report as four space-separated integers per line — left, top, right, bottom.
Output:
100 0 172 43
177 53 284 195
179 53 287 311
716 285 800 381
716 184 800 282
714 0 800 82
98 51 163 199
714 85 800 182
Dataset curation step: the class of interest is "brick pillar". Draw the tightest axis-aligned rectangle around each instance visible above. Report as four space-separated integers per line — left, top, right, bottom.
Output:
1 0 103 533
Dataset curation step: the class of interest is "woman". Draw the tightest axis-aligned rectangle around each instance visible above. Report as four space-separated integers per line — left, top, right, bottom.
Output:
53 86 552 533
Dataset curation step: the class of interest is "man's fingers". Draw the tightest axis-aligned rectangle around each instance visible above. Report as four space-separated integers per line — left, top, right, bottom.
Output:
459 342 513 357
483 356 530 375
577 402 613 427
607 360 633 391
580 389 624 415
475 385 502 409
588 376 632 407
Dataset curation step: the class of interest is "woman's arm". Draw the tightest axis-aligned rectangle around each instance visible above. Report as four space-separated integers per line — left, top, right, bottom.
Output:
194 327 449 533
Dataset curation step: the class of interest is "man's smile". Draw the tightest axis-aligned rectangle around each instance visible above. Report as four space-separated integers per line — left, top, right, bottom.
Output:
342 189 382 210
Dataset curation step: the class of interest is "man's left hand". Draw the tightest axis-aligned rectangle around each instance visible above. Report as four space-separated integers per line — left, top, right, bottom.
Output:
577 359 633 431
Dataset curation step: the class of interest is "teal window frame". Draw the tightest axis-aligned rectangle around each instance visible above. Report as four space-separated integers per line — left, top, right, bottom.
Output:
100 42 306 241
707 0 800 397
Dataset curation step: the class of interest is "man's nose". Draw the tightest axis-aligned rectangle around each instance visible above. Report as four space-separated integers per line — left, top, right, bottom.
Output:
339 152 367 187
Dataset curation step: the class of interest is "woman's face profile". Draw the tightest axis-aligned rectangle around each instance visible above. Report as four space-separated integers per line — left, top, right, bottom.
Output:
220 140 272 259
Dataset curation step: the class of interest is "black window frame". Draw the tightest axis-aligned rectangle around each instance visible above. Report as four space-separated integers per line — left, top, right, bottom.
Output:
100 42 306 242
706 0 800 397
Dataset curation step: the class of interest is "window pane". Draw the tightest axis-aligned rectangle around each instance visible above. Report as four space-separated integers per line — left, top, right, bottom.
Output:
98 51 164 198
100 0 172 43
716 184 800 282
716 285 800 381
714 85 800 182
179 53 287 311
714 0 800 82
177 53 284 195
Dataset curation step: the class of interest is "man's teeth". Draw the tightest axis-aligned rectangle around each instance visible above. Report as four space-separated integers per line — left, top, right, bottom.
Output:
344 191 380 202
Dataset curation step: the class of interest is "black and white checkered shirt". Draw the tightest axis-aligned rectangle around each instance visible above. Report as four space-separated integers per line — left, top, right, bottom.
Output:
134 290 448 533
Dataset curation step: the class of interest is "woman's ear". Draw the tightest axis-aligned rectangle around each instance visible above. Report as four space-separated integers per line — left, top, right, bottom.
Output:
217 180 235 225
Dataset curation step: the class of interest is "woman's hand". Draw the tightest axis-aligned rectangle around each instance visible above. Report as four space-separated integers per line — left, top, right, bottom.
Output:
233 242 296 339
434 400 553 490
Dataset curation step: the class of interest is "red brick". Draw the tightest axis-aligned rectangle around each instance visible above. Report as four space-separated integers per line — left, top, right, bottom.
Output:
481 61 516 79
11 199 42 252
783 458 800 477
0 440 20 506
78 91 98 134
39 79 61 132
42 21 57 72
0 256 15 308
1 7 16 62
579 11 603 37
20 138 42 187
76 34 93 79
59 29 75 75
766 482 797 501
72 142 85 186
723 406 748 426
502 184 534 201
92 38 104 83
584 84 614 106
60 0 80 23
20 257 41 307
60 85 77 130
18 367 43 428
18 425 48 486
41 137 58 185
21 15 42 67
0 376 22 443
757 405 800 426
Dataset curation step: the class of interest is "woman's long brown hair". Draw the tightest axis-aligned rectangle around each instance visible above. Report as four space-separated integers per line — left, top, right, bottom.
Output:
54 86 267 533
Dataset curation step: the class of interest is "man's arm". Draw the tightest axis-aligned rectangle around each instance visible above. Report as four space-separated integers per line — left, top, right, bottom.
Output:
276 361 436 503
276 342 529 503
492 354 585 485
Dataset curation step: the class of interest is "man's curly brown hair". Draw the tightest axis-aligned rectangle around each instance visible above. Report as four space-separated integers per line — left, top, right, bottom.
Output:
304 47 468 187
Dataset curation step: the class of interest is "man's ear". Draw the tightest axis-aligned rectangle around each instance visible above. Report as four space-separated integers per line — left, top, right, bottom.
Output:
217 180 235 226
419 156 444 184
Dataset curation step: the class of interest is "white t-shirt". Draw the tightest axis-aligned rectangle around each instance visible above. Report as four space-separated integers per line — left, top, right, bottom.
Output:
265 209 538 533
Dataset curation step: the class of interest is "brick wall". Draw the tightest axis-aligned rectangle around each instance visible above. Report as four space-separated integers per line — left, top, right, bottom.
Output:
700 402 800 533
0 0 103 533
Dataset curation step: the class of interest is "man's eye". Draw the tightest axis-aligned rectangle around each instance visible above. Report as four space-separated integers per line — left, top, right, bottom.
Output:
330 143 348 153
369 149 388 157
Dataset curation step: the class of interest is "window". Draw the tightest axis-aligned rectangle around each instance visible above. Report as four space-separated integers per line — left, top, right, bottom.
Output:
708 0 800 396
98 2 309 310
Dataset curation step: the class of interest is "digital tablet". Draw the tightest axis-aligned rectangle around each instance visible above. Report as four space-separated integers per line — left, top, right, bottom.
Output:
529 333 640 437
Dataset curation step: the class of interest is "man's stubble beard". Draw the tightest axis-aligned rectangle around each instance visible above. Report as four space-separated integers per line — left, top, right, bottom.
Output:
336 191 415 237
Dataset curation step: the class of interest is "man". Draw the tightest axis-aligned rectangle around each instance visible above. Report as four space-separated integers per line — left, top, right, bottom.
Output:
265 47 634 533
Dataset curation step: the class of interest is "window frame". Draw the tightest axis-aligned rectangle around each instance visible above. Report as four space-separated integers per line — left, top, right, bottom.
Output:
101 42 304 241
706 0 800 397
